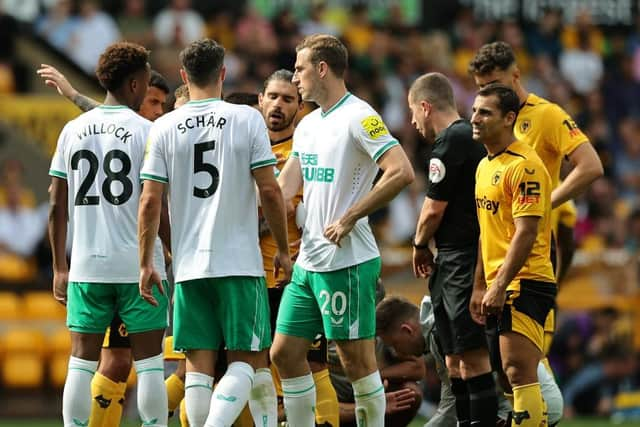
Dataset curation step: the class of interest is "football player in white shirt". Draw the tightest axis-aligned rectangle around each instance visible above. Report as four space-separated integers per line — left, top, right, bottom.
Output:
39 63 173 427
270 34 414 427
138 39 292 427
48 42 169 427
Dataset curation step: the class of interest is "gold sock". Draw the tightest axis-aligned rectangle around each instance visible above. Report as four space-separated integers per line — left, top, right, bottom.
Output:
166 373 185 415
233 404 253 427
313 369 340 427
512 383 544 426
179 398 189 427
89 372 126 427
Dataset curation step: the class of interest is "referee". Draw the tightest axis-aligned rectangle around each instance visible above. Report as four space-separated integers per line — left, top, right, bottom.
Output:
408 72 497 427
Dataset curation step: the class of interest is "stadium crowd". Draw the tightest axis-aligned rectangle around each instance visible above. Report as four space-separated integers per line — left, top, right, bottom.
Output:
0 0 639 423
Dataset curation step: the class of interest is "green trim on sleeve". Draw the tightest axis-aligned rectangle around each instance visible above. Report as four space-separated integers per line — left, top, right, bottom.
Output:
140 173 169 183
372 139 400 162
250 158 277 170
49 169 67 179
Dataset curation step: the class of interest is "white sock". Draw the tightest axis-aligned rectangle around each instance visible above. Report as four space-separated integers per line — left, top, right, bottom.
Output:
134 354 168 427
62 356 98 427
538 362 563 425
185 372 214 427
352 371 386 427
249 368 278 427
281 373 316 427
205 361 254 427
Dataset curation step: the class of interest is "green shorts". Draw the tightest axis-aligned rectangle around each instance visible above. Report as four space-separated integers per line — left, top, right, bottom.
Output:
276 257 381 341
67 281 169 334
173 276 271 352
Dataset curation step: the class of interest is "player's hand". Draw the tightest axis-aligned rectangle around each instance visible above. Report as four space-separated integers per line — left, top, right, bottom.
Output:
52 270 69 306
273 250 292 287
480 285 506 317
412 246 434 278
37 64 77 99
469 287 486 325
323 216 356 247
139 266 164 307
385 388 416 414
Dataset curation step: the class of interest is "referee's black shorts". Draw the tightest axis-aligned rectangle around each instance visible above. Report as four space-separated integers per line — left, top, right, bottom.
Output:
429 246 486 356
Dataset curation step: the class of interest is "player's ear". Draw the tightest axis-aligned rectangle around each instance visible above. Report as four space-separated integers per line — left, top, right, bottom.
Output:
317 61 328 79
219 65 226 84
258 92 264 109
179 68 188 85
504 111 517 128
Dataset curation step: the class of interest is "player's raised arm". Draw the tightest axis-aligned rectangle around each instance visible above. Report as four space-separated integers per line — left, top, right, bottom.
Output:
37 64 101 112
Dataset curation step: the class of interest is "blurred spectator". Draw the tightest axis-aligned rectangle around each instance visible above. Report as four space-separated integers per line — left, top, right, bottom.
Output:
68 0 120 73
1 0 40 22
561 9 607 56
624 209 640 252
35 0 78 52
499 19 532 75
299 3 338 37
153 0 204 47
526 8 563 63
205 11 236 52
235 5 277 56
117 0 153 46
0 6 28 92
0 159 35 208
614 117 640 205
0 160 47 283
559 29 604 95
343 4 374 57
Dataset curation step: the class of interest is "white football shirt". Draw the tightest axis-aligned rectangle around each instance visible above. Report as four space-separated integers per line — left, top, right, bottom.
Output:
141 98 276 282
49 105 166 282
292 93 399 272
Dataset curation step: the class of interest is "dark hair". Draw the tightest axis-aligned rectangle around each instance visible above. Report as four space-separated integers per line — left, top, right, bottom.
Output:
296 34 348 78
224 92 259 106
179 38 225 87
149 70 170 94
468 41 516 76
409 72 456 111
174 84 189 101
263 69 301 102
375 296 419 335
477 83 520 117
96 42 149 92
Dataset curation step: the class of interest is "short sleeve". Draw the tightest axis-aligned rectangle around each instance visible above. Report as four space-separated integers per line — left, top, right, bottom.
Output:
548 104 589 158
140 125 169 183
350 109 399 162
249 110 277 170
426 135 465 202
506 159 549 219
49 123 70 179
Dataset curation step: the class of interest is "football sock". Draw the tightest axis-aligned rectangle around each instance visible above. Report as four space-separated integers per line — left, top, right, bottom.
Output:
282 373 316 427
89 371 126 427
205 361 254 427
512 383 544 426
185 372 213 426
166 373 186 416
451 377 471 427
466 372 497 426
63 356 98 427
249 368 278 427
134 354 168 427
538 361 562 426
352 371 386 427
312 369 339 426
179 398 189 427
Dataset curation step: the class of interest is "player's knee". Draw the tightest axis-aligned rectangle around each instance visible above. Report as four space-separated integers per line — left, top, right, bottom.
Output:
501 355 536 387
445 355 461 378
99 354 133 382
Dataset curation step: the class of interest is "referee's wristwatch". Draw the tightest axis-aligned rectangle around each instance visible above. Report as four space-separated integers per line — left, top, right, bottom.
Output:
412 240 429 250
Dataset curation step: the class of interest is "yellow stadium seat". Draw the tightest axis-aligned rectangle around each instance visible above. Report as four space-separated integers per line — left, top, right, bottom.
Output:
23 291 66 320
49 327 71 355
0 292 20 320
49 353 68 388
2 354 44 388
3 329 46 356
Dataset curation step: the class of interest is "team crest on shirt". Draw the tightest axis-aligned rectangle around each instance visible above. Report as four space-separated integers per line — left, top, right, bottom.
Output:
519 120 531 134
361 115 389 139
492 170 502 185
429 158 446 183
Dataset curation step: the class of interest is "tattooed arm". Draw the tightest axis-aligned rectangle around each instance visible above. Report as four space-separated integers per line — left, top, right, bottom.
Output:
37 64 100 112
